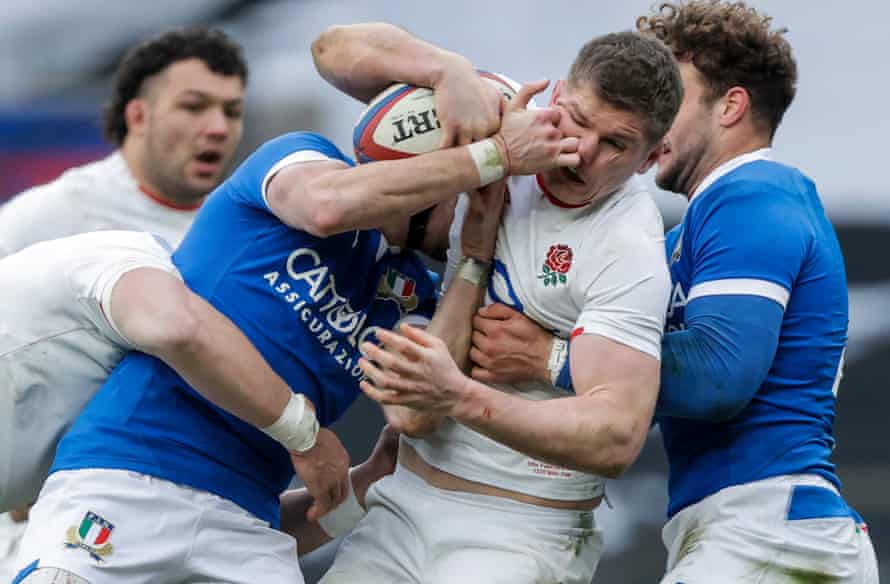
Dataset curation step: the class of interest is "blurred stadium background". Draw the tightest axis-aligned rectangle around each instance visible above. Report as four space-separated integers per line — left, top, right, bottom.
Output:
1 1 887 581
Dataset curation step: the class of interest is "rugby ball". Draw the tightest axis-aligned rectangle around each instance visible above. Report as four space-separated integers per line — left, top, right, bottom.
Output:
353 71 519 163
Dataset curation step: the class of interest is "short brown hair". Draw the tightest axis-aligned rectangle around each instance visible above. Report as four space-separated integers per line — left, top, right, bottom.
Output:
568 31 683 145
104 26 248 146
637 1 797 138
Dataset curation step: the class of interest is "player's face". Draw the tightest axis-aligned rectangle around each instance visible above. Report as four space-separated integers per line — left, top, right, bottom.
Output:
540 82 656 205
655 62 716 196
141 58 245 204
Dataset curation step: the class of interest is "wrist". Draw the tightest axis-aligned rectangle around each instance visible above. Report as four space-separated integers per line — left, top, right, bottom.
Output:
317 467 366 538
261 393 320 453
466 138 508 187
450 374 485 422
454 256 491 286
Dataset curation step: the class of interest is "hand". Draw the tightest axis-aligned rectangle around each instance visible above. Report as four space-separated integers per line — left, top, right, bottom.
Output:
432 55 502 147
496 80 580 175
289 428 351 522
359 325 469 415
461 179 507 261
470 303 553 385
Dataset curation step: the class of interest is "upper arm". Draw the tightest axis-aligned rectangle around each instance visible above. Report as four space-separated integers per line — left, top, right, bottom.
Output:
265 158 351 235
688 187 808 311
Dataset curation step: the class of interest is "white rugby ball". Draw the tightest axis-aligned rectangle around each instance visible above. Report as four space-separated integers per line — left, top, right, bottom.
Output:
353 71 518 163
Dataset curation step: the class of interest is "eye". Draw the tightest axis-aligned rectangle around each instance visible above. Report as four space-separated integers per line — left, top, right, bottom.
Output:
180 102 205 113
225 106 244 120
603 138 625 151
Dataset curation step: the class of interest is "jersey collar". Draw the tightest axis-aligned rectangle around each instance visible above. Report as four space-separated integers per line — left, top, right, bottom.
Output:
690 148 773 202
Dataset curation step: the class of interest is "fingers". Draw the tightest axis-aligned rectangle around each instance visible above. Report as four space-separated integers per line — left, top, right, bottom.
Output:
477 302 518 320
397 323 437 348
360 379 402 405
469 346 492 371
439 126 457 149
470 365 496 383
510 79 550 111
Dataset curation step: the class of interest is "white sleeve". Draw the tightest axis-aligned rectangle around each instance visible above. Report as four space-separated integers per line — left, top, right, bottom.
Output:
260 150 333 211
574 229 670 360
0 179 81 258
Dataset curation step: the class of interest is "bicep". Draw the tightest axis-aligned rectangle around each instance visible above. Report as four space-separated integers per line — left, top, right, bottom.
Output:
570 333 660 416
265 158 350 232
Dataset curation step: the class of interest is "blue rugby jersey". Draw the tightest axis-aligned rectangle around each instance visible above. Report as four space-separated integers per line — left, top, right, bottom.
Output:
51 132 438 526
660 152 848 517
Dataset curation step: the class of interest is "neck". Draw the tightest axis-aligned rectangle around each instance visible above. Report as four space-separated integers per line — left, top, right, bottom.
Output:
686 133 771 200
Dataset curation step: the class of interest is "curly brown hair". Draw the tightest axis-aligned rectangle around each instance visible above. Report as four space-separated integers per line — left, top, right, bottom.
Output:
104 26 248 146
568 31 683 146
636 1 797 138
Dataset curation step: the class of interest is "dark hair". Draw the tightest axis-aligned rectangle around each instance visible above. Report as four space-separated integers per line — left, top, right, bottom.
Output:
637 1 797 138
103 26 248 145
568 31 683 145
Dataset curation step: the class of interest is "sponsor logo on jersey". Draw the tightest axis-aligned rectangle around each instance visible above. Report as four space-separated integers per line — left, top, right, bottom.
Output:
671 231 683 264
65 511 114 561
538 244 573 287
377 268 418 311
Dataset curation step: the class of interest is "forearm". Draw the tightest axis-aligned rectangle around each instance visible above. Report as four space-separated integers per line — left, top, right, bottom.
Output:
148 293 291 428
312 22 471 102
453 379 649 478
300 144 490 236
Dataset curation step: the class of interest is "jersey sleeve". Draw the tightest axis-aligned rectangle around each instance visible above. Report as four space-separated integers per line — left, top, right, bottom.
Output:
687 183 810 310
228 132 355 213
0 178 81 258
574 226 670 359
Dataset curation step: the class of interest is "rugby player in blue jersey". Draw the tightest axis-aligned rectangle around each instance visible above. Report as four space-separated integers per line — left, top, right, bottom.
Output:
452 2 879 582
8 74 578 582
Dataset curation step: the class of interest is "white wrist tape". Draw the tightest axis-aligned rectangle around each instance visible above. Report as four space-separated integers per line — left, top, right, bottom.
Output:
466 138 506 186
548 337 569 386
318 468 367 538
261 393 319 453
454 256 491 286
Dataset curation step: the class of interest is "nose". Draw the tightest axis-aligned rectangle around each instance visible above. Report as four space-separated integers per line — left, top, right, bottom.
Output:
204 107 230 139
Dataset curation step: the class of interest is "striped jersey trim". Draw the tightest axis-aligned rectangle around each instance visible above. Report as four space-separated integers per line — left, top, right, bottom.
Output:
688 278 790 309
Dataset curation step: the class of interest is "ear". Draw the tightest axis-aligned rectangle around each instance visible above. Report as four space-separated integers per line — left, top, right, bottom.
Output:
636 141 662 174
549 80 566 106
124 98 147 137
719 86 750 128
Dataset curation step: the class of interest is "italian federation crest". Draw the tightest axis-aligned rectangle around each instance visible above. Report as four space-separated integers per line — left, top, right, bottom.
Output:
538 244 573 287
65 511 114 561
377 268 419 311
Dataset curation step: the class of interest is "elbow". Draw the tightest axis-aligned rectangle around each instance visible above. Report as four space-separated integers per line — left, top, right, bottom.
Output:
301 197 348 238
581 420 643 479
141 299 203 359
311 25 342 70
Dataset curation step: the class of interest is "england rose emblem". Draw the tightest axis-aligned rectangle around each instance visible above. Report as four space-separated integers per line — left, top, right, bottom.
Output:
538 244 573 286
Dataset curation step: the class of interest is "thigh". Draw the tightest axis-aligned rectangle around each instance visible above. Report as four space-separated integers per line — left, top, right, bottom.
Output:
423 488 603 584
12 470 194 584
187 494 304 584
320 475 421 584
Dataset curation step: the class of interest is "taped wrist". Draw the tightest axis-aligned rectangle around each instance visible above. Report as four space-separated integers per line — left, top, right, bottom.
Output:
466 138 506 186
318 468 367 538
261 393 319 453
548 337 574 392
454 256 491 286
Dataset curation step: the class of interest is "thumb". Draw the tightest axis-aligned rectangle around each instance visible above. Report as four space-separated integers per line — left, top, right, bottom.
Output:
510 80 549 111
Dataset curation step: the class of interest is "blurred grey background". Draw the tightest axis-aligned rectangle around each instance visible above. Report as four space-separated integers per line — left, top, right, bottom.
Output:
1 1 887 582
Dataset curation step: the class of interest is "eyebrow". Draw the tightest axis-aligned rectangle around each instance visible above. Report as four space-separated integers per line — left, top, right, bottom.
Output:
178 89 243 105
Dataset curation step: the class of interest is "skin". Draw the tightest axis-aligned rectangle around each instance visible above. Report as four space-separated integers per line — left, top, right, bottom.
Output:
121 58 245 207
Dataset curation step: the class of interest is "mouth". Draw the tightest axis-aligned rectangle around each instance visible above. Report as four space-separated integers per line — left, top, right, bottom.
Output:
193 150 224 177
562 166 585 184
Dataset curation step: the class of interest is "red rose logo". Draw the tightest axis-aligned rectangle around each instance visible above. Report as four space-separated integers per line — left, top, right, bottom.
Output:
545 244 573 274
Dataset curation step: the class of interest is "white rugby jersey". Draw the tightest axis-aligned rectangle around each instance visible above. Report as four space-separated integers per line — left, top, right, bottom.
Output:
405 173 670 501
0 231 177 510
0 152 199 258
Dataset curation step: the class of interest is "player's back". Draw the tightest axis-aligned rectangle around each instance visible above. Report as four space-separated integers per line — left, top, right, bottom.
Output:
0 230 174 510
660 160 848 517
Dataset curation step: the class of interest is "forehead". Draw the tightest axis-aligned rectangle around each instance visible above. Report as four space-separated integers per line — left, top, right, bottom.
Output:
562 84 647 142
147 58 244 101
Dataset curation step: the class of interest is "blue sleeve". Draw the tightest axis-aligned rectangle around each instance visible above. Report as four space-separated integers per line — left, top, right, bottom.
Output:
656 284 783 420
688 183 809 298
228 132 354 211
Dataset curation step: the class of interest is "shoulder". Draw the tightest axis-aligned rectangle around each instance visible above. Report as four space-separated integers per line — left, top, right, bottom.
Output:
249 132 354 168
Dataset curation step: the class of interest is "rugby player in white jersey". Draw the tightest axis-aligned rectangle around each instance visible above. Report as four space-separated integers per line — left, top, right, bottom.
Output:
0 27 246 258
311 24 683 583
0 27 247 578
